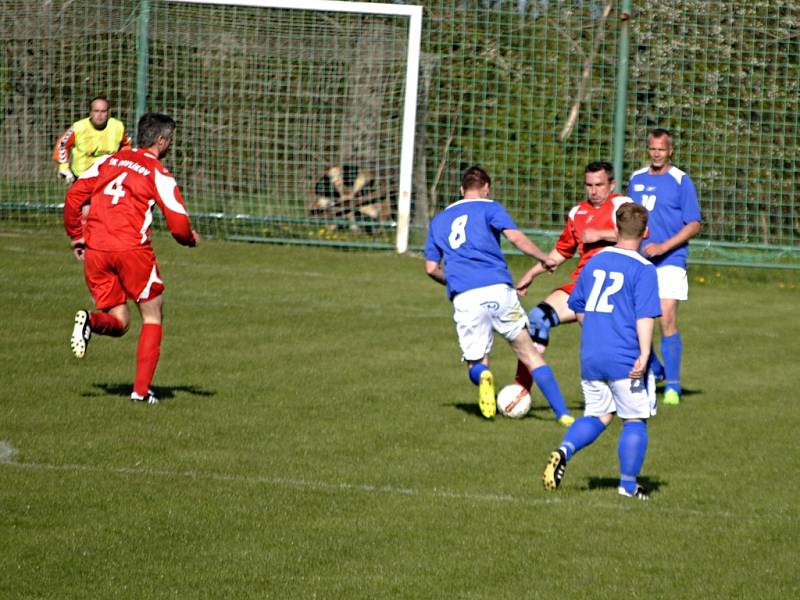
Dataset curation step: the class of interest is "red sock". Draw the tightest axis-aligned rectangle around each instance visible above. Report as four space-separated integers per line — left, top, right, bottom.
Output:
89 312 126 337
133 323 162 397
514 359 533 391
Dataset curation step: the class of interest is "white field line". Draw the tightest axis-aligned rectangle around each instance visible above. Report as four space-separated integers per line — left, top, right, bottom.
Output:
0 441 762 520
1 454 553 506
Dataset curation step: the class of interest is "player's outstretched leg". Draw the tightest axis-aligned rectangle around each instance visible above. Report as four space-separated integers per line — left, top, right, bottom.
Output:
70 309 92 358
531 365 573 426
543 416 608 491
513 359 533 391
542 449 567 491
528 301 559 348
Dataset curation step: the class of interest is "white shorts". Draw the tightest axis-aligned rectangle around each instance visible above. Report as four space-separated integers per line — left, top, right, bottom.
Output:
657 265 688 301
452 283 528 362
582 371 657 419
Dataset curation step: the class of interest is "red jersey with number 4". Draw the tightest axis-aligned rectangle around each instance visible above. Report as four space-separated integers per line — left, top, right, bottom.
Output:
556 193 632 282
64 148 194 251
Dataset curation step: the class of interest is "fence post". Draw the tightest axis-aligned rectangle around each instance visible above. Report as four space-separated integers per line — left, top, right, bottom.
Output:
135 0 151 141
612 0 633 191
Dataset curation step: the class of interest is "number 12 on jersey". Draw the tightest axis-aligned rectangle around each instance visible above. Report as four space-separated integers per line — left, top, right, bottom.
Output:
585 269 624 313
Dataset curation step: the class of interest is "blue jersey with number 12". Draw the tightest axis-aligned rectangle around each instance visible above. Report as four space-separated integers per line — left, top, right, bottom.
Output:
568 247 661 380
424 198 517 300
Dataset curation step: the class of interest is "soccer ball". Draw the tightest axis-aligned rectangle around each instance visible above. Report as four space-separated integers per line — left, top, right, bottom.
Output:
496 384 532 418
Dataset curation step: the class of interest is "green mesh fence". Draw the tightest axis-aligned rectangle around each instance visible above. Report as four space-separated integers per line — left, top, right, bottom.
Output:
1 0 798 267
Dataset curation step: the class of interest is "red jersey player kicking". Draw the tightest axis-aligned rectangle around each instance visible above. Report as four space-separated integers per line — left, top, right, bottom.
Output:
514 161 632 394
64 112 199 405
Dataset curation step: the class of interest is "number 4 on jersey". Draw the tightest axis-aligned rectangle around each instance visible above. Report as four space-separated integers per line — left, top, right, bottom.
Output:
104 173 128 205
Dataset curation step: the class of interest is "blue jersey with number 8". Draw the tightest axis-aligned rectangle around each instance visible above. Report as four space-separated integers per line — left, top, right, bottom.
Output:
424 198 517 299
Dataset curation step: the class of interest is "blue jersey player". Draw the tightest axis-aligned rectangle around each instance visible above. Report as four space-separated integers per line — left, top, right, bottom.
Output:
627 129 702 405
542 203 661 499
424 165 574 425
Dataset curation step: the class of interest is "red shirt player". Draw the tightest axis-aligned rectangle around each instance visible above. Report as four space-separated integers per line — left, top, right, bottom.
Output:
64 112 198 405
514 161 631 393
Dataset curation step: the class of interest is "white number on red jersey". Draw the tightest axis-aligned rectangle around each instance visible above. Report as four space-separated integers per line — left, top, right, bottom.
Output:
103 173 128 205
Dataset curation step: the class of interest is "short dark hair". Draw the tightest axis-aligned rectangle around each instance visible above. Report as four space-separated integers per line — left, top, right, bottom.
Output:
136 112 176 148
461 165 491 191
616 202 648 239
585 161 615 181
89 96 109 109
648 128 672 144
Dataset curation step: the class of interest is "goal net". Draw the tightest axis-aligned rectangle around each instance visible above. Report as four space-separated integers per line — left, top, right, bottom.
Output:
0 0 421 252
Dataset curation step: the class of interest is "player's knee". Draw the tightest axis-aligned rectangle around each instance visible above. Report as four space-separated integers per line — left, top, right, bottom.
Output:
659 316 678 336
528 301 560 345
529 301 560 329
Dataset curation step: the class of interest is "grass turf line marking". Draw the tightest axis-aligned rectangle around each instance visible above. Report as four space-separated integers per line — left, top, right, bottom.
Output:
0 456 549 506
0 450 760 519
4 442 795 521
0 440 16 462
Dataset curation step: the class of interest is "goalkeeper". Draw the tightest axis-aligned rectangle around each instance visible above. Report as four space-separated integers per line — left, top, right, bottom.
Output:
53 96 132 185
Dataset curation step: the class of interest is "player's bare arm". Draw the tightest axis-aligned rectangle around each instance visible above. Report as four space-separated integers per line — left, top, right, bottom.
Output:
425 259 446 286
642 220 702 258
503 228 555 268
516 248 565 296
581 227 617 244
629 316 655 379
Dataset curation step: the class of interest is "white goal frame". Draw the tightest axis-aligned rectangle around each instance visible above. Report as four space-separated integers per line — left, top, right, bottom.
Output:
168 0 422 253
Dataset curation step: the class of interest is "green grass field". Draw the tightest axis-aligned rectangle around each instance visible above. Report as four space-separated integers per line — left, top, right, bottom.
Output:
1 227 798 599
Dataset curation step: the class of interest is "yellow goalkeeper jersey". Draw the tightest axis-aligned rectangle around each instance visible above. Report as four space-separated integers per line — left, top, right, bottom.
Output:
53 117 131 176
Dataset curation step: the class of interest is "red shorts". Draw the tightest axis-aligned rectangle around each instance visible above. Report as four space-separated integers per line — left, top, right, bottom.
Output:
556 281 576 295
83 247 164 310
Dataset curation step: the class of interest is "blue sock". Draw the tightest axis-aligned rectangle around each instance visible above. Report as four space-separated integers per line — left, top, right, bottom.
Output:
661 333 683 394
532 365 569 419
560 416 606 461
650 351 665 380
618 421 648 494
468 363 489 386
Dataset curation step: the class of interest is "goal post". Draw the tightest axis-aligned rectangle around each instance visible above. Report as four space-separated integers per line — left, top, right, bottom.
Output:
160 0 422 253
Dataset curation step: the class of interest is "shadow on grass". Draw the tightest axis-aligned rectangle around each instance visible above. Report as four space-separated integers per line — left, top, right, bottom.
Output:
450 402 564 421
452 402 485 418
451 387 702 420
82 383 216 401
585 475 664 495
658 384 701 398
